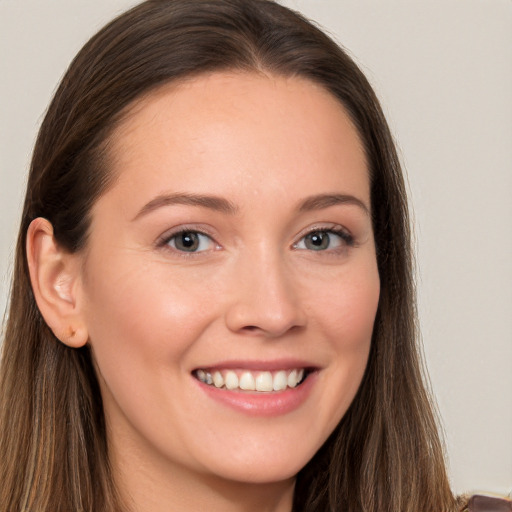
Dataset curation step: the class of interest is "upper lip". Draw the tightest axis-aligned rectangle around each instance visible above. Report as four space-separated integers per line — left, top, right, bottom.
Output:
192 359 320 372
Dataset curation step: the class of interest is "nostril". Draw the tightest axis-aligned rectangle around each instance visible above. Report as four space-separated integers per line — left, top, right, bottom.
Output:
225 297 307 337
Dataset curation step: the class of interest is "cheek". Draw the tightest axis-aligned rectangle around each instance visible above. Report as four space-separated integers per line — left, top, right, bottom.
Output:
308 260 379 420
80 257 223 449
310 259 380 347
80 254 221 380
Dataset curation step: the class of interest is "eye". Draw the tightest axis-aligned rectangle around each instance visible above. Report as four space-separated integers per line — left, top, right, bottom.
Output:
164 231 216 253
294 229 353 251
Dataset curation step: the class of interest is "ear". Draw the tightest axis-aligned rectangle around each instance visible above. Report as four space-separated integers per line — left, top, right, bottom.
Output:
26 218 88 348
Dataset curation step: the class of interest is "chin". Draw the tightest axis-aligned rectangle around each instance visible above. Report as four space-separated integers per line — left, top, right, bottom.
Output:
192 436 320 485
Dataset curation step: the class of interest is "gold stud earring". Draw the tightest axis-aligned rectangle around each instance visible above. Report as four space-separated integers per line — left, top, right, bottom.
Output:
66 326 77 343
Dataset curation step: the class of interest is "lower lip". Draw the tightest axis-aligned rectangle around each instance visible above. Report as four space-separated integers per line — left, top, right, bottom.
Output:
195 372 317 417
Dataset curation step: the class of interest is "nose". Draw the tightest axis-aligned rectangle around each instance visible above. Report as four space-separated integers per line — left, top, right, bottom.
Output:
224 249 307 338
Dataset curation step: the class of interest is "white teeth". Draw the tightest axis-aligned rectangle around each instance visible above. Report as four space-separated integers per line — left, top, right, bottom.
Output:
224 371 239 390
273 370 288 391
239 371 256 391
213 371 224 388
287 369 298 388
255 371 273 392
195 368 308 392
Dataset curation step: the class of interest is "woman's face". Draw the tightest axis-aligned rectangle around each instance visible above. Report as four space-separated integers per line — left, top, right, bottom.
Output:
78 72 380 485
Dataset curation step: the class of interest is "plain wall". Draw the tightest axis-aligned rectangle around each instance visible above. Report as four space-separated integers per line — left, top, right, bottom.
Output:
1 0 511 497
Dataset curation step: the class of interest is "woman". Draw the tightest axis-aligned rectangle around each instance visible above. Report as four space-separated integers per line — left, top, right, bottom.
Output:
0 0 476 510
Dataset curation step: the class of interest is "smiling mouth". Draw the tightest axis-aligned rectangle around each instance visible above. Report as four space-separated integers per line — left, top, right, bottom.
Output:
193 368 310 392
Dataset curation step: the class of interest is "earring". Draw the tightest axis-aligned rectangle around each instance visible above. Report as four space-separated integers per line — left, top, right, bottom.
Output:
59 325 77 344
57 325 88 348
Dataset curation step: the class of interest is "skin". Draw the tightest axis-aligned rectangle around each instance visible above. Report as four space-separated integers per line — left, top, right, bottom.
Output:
29 72 380 512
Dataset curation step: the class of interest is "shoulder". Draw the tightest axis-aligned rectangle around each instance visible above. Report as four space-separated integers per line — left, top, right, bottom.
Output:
464 495 512 512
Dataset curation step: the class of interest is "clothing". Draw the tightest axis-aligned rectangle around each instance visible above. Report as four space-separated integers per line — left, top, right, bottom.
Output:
466 495 512 512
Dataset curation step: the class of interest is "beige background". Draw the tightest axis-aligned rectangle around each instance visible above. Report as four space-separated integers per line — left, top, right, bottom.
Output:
1 0 511 497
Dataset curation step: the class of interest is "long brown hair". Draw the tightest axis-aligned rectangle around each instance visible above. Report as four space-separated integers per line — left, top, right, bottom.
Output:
0 1 461 510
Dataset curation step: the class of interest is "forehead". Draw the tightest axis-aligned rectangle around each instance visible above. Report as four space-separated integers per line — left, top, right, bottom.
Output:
101 71 369 214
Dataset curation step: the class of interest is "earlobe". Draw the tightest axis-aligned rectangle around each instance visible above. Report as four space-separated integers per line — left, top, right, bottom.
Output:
26 218 88 348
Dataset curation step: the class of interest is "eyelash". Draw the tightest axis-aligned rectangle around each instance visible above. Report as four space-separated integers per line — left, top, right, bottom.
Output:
157 225 355 255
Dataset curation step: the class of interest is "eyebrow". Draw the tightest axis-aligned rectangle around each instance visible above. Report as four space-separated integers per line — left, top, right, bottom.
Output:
132 192 239 220
297 193 370 216
133 191 369 221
